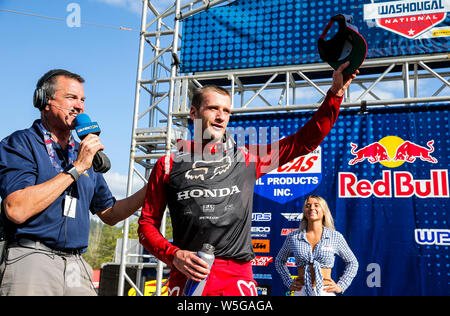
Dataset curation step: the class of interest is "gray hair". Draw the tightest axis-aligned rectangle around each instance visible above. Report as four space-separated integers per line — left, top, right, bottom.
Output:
37 69 85 100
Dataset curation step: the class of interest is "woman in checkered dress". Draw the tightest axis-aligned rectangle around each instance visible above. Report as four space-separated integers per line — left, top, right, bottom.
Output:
275 195 358 296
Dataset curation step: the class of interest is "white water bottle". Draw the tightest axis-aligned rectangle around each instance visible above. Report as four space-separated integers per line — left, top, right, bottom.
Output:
182 243 215 296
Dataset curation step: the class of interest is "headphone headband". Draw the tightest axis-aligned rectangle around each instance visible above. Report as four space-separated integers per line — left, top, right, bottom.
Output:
33 69 72 110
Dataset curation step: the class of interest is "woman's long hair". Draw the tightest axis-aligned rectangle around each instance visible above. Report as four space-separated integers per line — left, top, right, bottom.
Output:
299 195 335 231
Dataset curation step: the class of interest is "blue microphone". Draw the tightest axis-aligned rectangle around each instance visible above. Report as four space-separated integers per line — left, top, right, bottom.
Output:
74 113 111 173
74 113 101 137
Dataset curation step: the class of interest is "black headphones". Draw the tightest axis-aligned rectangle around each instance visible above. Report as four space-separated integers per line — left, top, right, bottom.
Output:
33 69 70 111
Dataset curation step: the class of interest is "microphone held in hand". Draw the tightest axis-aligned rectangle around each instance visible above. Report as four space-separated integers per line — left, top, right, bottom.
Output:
74 113 111 173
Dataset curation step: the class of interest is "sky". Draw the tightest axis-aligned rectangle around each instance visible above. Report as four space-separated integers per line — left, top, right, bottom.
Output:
0 0 185 199
1 0 448 200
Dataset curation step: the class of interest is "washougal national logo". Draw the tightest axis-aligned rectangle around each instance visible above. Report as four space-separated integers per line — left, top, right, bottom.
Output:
364 0 450 39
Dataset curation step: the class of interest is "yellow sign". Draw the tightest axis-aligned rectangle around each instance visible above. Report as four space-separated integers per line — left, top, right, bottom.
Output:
433 29 450 37
128 279 169 296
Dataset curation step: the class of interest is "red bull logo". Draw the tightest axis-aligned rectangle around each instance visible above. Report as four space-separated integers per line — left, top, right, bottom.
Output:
349 136 438 166
349 142 391 165
393 140 437 163
342 136 447 199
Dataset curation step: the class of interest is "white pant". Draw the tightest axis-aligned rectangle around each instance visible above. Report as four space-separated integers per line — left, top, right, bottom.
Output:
293 286 336 296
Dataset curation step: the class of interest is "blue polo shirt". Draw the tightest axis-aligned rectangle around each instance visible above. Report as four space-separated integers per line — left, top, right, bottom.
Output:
0 120 116 251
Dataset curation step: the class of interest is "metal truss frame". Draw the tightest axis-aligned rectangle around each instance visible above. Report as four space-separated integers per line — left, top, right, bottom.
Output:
117 0 450 296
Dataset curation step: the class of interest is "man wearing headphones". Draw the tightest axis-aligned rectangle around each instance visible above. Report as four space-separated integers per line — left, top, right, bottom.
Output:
0 69 146 295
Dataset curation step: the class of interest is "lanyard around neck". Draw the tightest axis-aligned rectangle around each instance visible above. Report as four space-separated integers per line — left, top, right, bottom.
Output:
38 121 75 173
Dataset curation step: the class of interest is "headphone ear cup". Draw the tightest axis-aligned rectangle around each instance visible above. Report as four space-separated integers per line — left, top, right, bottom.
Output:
33 88 47 110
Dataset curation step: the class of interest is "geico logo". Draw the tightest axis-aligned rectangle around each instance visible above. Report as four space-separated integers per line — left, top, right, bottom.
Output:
252 213 272 221
251 226 271 233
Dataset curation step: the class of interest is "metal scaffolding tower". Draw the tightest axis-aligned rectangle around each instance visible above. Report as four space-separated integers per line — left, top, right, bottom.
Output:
117 0 450 296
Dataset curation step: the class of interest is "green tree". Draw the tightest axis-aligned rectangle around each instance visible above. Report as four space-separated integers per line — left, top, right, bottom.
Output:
83 214 172 270
83 217 141 270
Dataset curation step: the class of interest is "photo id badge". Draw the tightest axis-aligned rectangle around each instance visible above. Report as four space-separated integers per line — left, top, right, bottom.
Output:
63 195 77 218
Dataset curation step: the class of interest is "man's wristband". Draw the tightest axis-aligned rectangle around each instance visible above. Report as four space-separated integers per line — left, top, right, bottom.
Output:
64 164 81 182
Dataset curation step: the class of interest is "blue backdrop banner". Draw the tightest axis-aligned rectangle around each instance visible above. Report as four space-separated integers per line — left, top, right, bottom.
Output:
180 0 450 73
227 104 449 296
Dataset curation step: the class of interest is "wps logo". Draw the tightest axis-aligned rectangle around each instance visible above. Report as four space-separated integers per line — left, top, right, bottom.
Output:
252 213 272 222
364 0 450 39
348 136 438 167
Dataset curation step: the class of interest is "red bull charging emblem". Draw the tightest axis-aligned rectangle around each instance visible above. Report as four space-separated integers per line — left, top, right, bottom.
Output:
349 136 438 167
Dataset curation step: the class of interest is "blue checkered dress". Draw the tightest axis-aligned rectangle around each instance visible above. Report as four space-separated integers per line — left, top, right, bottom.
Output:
275 227 358 296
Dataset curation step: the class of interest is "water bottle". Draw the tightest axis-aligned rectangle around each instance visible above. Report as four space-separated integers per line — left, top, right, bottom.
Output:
182 243 215 296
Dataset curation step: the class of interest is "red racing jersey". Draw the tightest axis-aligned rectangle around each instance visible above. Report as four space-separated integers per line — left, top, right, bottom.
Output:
138 90 343 266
